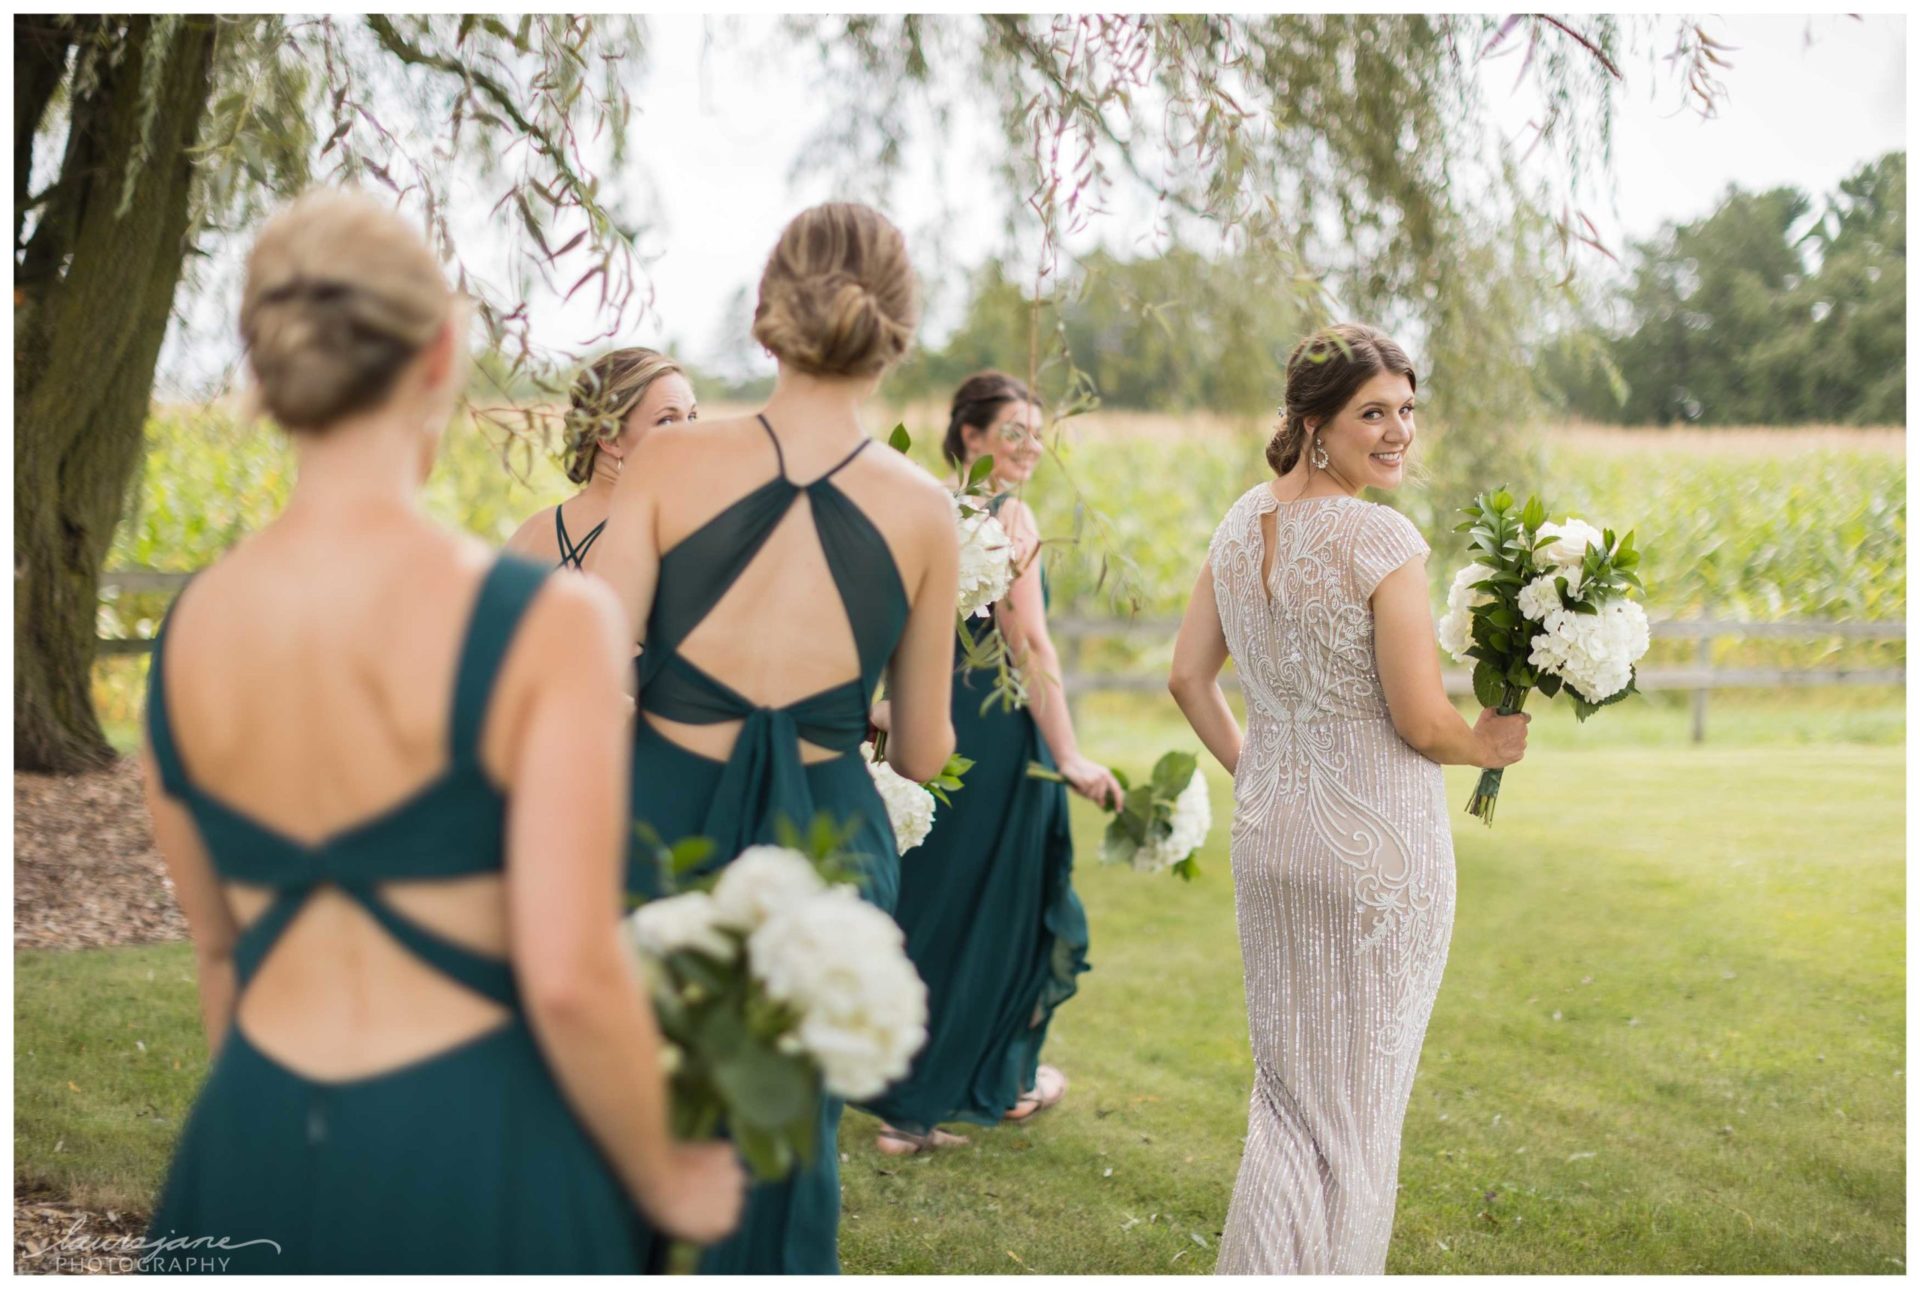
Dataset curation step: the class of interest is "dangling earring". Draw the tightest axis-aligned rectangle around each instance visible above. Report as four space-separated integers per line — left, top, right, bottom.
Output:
1311 436 1329 470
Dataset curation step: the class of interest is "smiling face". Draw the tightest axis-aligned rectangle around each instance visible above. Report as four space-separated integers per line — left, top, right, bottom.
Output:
1311 369 1416 492
963 399 1043 486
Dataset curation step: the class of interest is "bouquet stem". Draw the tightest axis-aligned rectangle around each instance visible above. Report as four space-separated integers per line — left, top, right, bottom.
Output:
1466 685 1530 826
662 1098 727 1275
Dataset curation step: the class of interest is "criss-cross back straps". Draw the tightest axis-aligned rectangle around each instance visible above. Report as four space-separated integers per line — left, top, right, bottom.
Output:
555 504 606 570
232 878 518 1008
145 554 551 1013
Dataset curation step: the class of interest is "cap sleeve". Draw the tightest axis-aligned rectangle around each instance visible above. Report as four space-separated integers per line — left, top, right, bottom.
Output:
1354 505 1430 600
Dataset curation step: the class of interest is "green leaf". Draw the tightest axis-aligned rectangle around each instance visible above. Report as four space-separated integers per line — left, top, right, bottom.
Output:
1149 749 1198 797
1472 659 1505 710
1487 606 1518 629
1535 672 1563 698
888 423 912 453
711 1041 818 1131
1101 827 1141 867
669 836 716 876
968 455 996 488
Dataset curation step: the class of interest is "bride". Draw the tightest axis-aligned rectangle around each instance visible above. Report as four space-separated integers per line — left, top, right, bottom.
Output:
1168 323 1529 1274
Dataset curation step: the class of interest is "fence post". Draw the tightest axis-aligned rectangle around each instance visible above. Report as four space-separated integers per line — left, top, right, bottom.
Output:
1691 613 1712 745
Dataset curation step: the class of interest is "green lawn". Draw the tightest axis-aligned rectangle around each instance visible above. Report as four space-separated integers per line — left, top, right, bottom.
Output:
18 696 1905 1273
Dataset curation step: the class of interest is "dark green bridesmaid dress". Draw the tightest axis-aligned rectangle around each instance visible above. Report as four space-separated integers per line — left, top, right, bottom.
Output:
626 415 907 1275
860 508 1091 1136
142 555 658 1275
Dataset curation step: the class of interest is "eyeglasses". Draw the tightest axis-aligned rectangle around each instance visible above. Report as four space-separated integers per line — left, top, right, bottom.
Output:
995 421 1037 447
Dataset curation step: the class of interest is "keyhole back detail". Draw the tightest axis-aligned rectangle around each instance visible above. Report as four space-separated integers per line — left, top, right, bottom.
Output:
633 414 908 863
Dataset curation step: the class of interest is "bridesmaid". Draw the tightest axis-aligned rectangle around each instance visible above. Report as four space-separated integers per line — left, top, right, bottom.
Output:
504 347 697 569
586 202 961 1274
863 371 1119 1155
138 190 743 1274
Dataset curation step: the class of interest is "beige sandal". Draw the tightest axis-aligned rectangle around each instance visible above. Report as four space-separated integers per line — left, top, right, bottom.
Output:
875 1124 972 1155
1003 1064 1068 1122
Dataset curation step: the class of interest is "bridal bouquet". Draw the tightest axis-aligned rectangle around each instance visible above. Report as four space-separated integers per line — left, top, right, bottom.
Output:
1439 489 1650 825
861 742 972 852
626 843 929 1180
1032 750 1211 880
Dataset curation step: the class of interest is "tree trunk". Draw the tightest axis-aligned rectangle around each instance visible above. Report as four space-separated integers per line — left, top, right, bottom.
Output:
14 16 217 772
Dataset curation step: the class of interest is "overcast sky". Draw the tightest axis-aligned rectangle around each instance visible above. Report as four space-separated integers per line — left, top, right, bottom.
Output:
157 13 1906 393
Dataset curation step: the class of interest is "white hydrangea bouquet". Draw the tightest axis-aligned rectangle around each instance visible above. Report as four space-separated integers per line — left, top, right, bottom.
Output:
1439 488 1650 825
626 832 929 1181
860 742 971 852
952 487 1016 619
1031 749 1211 880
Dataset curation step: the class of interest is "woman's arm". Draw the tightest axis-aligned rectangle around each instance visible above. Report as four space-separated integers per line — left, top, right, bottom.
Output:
141 746 240 1054
497 579 743 1243
994 499 1122 807
1372 561 1529 768
1167 559 1243 775
882 496 960 784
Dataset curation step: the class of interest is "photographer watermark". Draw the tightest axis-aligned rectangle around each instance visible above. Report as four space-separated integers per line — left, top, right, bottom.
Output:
22 1217 282 1274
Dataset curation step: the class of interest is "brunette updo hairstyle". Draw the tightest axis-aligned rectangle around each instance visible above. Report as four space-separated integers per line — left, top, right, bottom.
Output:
239 189 452 432
942 371 1039 467
751 202 919 378
562 347 686 485
1265 323 1417 475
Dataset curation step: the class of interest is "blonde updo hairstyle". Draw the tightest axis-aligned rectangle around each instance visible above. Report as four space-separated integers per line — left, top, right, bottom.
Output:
239 189 453 432
563 347 686 485
751 202 919 379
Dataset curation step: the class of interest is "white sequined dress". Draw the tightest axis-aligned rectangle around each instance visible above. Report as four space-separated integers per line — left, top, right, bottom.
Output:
1207 487 1453 1275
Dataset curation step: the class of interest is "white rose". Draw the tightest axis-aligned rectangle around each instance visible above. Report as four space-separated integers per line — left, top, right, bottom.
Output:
1446 562 1497 612
1537 518 1605 569
627 891 736 963
710 846 827 932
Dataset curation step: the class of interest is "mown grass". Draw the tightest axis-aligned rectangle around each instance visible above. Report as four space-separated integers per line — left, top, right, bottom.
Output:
18 695 1903 1273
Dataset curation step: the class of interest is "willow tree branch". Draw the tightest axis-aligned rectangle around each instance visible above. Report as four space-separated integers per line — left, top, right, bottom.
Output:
1533 14 1622 79
362 14 539 138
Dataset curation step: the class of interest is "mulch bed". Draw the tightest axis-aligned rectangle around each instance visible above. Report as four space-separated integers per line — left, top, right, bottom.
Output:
14 758 186 951
15 763 181 1271
13 1192 146 1275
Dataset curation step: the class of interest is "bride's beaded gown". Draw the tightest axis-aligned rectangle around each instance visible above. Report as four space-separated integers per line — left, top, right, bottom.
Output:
1206 486 1453 1275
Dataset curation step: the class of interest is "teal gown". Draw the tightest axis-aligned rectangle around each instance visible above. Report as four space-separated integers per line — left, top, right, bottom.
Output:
142 556 658 1275
860 535 1091 1135
625 416 906 1275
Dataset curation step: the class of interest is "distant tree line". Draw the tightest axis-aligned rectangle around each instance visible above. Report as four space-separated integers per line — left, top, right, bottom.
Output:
1540 152 1904 426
